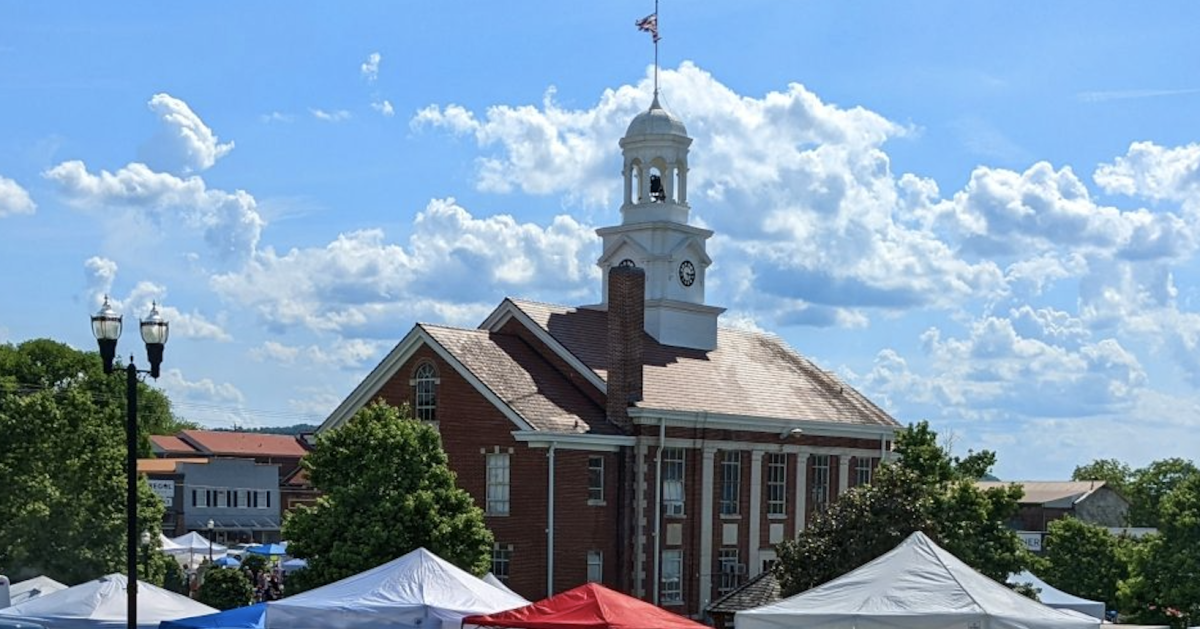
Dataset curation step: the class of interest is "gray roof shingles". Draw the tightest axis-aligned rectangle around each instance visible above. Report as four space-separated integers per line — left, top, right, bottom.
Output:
421 324 615 434
509 299 898 428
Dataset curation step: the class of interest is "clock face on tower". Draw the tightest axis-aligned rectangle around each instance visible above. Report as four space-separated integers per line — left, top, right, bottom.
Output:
678 260 696 287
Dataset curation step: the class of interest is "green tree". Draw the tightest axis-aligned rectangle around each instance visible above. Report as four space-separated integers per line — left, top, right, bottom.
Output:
1118 472 1200 628
0 339 188 584
1072 459 1133 499
1042 517 1128 609
196 567 254 610
282 401 493 593
1126 458 1199 527
775 421 1029 596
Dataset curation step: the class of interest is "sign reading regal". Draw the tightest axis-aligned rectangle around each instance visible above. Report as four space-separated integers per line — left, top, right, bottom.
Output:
149 479 175 508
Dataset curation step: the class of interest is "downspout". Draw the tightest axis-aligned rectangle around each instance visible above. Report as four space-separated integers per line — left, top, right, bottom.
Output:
547 442 556 597
653 416 665 604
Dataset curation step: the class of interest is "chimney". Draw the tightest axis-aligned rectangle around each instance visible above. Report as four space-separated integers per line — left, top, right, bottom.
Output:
606 265 645 433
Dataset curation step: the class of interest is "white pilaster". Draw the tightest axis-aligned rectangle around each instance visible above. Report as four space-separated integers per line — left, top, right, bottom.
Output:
699 446 716 610
748 450 764 576
794 453 809 536
838 456 851 494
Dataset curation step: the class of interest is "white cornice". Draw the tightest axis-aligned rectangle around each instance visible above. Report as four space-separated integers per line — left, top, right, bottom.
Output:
318 325 535 434
479 300 608 393
627 408 898 439
511 431 636 451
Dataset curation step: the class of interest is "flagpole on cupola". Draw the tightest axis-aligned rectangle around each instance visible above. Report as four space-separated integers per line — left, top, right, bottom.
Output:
636 0 661 99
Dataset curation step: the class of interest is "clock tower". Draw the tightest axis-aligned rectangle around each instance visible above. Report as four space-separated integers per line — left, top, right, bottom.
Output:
597 95 724 350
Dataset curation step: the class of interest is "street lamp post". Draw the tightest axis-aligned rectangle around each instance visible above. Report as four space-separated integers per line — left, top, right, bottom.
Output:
91 297 169 629
207 519 215 563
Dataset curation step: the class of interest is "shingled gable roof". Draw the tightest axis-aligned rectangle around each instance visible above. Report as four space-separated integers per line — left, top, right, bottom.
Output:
319 322 616 435
151 434 196 455
499 298 899 429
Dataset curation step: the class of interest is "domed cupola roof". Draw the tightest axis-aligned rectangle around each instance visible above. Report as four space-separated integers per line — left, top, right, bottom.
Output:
624 94 688 138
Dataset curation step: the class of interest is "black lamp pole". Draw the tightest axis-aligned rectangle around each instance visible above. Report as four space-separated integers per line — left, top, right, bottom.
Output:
92 297 168 629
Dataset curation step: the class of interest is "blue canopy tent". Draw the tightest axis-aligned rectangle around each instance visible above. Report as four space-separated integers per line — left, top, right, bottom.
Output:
247 544 287 557
159 604 266 629
212 557 241 568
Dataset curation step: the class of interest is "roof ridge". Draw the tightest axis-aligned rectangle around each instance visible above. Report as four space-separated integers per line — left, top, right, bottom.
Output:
418 321 490 334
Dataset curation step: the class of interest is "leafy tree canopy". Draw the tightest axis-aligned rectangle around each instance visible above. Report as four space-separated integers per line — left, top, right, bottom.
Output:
775 421 1029 596
1119 472 1200 628
282 401 493 593
1126 458 1199 528
0 339 186 584
1041 516 1128 609
197 567 254 610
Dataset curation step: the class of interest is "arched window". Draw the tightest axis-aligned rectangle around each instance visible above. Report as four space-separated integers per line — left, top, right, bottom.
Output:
412 362 438 422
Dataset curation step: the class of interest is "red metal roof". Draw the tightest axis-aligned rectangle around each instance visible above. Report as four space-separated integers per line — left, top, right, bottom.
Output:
150 434 198 454
465 583 708 629
179 429 308 457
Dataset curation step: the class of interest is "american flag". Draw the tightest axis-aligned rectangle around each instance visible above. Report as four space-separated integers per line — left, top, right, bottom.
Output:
636 13 660 43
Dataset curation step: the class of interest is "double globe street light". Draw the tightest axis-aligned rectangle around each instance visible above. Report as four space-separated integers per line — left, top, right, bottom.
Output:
91 297 169 629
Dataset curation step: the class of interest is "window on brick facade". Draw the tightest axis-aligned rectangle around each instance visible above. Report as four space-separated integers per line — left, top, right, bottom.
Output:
412 362 438 422
811 454 831 512
720 451 741 516
491 543 512 582
586 550 603 583
662 448 685 516
588 456 604 503
856 457 873 486
661 549 683 604
718 548 742 594
767 453 787 516
486 453 510 515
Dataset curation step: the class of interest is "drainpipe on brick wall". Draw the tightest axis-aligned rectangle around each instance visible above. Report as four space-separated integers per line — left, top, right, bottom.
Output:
653 416 665 605
547 442 556 597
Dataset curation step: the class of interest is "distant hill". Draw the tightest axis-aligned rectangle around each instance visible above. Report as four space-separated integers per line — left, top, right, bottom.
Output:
212 423 319 436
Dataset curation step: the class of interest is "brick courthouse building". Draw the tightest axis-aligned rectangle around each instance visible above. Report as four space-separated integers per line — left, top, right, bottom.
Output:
318 96 901 617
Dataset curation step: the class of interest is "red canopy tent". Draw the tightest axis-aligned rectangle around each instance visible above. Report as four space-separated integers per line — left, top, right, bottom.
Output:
463 583 708 629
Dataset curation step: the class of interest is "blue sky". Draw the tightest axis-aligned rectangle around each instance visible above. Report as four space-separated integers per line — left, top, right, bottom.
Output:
3 2 1200 479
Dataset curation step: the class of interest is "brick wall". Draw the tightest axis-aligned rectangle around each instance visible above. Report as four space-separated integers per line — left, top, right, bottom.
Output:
372 342 622 601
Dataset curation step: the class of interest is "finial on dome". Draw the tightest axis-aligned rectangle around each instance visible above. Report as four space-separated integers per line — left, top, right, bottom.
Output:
649 92 662 112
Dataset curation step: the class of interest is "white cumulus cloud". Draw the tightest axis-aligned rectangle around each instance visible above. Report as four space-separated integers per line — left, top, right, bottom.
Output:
44 160 264 261
211 198 598 336
361 52 381 82
371 100 394 117
0 176 36 216
141 93 234 174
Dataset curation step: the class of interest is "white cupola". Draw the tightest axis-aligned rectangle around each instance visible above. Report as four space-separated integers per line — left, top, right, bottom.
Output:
596 95 724 351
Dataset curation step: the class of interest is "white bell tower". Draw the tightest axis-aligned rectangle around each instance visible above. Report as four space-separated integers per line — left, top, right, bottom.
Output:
597 95 724 350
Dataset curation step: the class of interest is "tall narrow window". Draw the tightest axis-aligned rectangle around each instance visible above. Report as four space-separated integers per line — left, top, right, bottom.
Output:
661 549 683 604
412 362 438 422
718 548 742 594
586 550 603 583
661 448 685 516
486 453 511 515
588 456 605 503
491 544 512 582
720 451 741 516
767 453 787 517
856 457 874 486
811 454 830 512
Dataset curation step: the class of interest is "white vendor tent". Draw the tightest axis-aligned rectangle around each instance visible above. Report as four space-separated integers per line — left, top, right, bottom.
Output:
166 533 226 557
737 532 1099 629
1008 571 1106 620
265 547 528 629
159 534 186 552
0 573 217 629
482 574 520 598
7 576 68 607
